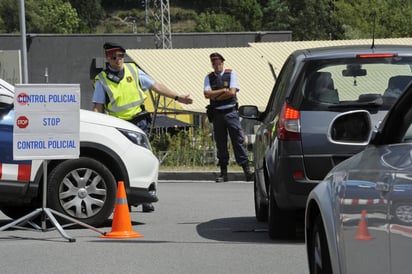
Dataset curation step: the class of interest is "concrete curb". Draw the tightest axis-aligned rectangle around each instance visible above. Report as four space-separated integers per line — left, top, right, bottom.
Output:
159 171 246 182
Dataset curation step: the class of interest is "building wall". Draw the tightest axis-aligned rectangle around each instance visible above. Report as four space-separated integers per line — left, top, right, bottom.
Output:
0 32 291 110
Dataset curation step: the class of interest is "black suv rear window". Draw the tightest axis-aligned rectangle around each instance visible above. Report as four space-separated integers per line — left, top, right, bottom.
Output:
299 57 412 111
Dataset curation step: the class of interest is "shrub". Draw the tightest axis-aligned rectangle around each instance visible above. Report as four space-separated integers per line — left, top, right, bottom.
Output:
151 127 239 168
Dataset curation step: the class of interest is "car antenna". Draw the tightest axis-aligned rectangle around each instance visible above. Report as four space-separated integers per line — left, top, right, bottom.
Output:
268 62 277 81
371 12 376 49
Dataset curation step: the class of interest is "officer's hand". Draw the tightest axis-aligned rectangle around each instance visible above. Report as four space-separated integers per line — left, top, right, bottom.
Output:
177 95 193 104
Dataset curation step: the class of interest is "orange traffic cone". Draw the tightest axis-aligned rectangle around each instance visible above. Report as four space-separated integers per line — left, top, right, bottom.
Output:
101 181 143 239
355 210 372 241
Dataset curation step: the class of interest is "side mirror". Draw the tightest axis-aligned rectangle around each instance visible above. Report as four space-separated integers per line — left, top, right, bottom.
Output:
239 105 260 120
327 110 372 145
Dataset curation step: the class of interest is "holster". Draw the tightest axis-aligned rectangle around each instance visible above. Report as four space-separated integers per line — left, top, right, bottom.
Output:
206 105 214 123
128 110 152 125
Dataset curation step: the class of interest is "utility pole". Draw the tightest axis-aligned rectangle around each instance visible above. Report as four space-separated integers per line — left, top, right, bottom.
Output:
19 0 28 83
141 0 175 132
149 0 172 49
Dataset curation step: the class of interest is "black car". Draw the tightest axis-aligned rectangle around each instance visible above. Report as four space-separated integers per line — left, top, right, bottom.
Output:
239 44 412 239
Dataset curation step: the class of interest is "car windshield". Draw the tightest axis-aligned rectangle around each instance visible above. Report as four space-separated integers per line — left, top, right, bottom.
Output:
300 56 412 110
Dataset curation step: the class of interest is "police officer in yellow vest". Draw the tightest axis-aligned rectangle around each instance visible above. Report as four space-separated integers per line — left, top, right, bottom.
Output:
93 42 192 133
93 42 193 211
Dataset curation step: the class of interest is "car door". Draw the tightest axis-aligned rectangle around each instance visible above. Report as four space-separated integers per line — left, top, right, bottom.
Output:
386 144 412 274
338 148 392 274
360 81 412 274
262 56 297 167
254 56 296 176
253 90 276 175
389 173 412 274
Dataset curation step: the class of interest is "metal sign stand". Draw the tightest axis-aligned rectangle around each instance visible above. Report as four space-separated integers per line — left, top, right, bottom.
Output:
0 161 106 242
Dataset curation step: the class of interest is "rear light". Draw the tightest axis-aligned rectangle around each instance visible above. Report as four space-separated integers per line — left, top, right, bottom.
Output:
293 170 304 180
277 102 301 141
356 53 397 58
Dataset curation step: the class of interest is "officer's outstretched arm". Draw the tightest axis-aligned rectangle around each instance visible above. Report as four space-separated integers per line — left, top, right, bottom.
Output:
151 82 193 104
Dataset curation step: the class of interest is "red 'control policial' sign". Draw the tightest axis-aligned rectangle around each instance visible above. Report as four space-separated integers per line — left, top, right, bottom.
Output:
16 93 29 106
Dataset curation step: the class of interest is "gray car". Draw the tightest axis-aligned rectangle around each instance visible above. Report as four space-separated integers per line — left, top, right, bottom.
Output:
239 44 412 239
305 80 412 274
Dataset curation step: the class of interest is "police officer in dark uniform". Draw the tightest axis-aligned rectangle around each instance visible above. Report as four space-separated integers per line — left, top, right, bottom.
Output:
204 52 253 182
93 42 193 211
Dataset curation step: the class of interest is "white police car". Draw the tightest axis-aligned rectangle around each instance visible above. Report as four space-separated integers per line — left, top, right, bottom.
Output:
0 79 159 227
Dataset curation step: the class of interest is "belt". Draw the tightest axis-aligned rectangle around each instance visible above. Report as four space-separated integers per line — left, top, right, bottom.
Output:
214 107 236 114
127 111 150 124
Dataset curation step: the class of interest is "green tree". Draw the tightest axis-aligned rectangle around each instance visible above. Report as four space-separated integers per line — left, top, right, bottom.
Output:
0 0 80 33
382 0 412 37
0 16 4 33
0 0 20 33
335 0 412 39
27 0 80 33
230 0 263 31
192 0 226 13
195 12 243 32
262 0 290 31
69 0 105 33
287 0 343 40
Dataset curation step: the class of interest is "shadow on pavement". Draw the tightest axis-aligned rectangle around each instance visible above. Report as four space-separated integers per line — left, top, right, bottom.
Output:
196 216 305 244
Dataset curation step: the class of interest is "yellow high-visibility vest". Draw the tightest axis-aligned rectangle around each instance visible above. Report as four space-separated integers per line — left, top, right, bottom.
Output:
95 63 147 120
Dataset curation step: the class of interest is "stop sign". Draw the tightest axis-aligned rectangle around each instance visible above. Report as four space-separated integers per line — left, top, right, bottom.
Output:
16 116 29 128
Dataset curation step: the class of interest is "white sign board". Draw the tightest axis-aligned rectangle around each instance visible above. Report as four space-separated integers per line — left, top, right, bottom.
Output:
13 84 80 160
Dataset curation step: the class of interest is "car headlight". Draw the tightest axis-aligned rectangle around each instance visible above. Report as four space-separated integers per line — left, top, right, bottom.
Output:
118 129 152 150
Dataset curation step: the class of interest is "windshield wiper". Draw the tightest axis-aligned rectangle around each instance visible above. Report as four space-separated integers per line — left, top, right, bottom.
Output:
328 98 383 109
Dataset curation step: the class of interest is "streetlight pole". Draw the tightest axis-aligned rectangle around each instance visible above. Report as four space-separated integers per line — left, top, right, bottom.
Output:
19 0 28 83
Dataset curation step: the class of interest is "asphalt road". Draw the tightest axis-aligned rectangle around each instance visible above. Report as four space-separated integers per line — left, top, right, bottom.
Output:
0 180 309 274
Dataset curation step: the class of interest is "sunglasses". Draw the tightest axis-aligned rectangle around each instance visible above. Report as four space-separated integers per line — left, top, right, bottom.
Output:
108 54 125 60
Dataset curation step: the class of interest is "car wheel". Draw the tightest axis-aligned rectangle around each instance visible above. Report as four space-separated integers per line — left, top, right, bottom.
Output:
268 184 296 239
47 157 117 227
393 202 412 225
308 214 332 274
254 171 268 222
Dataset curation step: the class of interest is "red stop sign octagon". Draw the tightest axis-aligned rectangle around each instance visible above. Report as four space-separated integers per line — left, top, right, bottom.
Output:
16 116 29 128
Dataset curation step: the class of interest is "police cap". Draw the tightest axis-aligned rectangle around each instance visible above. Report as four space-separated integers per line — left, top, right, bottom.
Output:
210 52 225 62
103 42 126 55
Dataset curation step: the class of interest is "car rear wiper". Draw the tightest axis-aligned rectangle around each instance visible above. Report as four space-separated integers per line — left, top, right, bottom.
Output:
328 98 383 109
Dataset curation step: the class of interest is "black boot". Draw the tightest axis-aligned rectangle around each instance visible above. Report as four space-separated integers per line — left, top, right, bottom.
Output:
142 203 155 212
242 163 253 181
216 166 228 182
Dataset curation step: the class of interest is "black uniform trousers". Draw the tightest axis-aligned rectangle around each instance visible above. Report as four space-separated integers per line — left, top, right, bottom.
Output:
212 108 249 167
